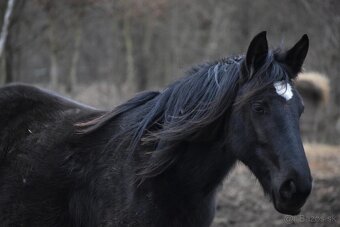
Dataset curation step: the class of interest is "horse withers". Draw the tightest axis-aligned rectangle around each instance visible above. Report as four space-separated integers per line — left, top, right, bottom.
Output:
0 32 312 226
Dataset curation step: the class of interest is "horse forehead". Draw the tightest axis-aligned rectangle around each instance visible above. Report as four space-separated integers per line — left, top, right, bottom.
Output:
273 81 293 101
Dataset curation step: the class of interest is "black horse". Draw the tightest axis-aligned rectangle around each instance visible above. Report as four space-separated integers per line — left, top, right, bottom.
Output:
0 32 312 227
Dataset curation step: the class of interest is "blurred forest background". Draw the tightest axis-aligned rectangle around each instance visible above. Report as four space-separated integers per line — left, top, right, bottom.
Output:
0 0 339 144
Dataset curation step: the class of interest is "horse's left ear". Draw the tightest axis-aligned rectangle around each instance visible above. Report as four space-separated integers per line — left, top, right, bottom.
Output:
284 34 309 77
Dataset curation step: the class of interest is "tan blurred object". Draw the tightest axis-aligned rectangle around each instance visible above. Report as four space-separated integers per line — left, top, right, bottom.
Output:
296 71 330 104
295 72 330 142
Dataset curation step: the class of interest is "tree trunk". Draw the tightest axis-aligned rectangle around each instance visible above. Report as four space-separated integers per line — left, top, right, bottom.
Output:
46 5 59 90
204 5 223 57
48 17 59 90
4 37 13 83
167 0 179 83
136 15 152 91
122 13 136 96
0 56 5 85
66 16 82 94
0 0 15 57
0 0 15 85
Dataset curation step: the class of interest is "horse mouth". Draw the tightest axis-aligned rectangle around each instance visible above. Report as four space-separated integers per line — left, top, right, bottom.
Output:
271 191 301 215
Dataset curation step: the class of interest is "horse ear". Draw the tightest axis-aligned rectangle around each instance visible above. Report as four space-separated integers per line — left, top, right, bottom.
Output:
245 31 268 76
284 34 309 77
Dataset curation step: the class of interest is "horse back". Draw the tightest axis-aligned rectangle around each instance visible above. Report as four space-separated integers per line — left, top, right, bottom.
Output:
0 83 103 160
0 83 99 133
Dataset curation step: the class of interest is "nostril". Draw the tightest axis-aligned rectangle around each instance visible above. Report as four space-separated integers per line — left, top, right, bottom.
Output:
279 180 296 200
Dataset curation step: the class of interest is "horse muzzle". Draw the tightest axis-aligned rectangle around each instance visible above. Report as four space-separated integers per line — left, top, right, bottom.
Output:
272 177 312 215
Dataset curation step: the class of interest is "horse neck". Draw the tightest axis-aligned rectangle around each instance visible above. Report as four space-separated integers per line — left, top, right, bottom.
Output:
134 140 236 226
135 115 237 198
175 141 235 192
145 139 236 202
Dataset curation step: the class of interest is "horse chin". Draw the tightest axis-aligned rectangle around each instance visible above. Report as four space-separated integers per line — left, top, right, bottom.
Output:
274 203 301 215
271 191 301 215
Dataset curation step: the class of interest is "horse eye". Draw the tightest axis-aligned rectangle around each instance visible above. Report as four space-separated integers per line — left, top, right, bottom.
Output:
252 102 265 114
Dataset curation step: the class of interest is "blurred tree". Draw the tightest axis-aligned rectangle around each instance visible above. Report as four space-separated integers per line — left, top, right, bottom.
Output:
121 0 136 96
0 0 15 84
44 1 59 90
66 0 89 93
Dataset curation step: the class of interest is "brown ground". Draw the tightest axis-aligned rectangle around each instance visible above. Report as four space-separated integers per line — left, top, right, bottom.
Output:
212 144 340 227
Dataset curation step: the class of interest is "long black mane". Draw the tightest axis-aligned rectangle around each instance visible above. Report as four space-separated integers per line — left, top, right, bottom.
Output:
77 50 289 179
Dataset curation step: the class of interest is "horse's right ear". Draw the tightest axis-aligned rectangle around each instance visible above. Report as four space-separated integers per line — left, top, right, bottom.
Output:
284 34 309 77
245 31 268 77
